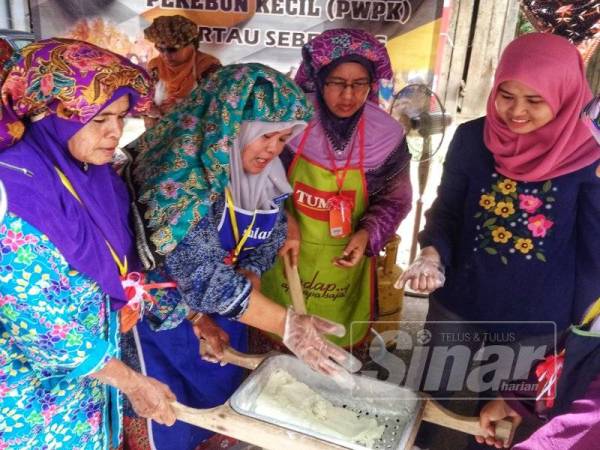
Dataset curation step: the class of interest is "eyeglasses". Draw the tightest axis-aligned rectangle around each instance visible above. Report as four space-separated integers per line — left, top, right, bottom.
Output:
323 80 372 95
156 39 195 54
156 45 180 54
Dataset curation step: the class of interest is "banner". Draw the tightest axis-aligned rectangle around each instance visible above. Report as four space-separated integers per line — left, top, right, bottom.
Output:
31 0 450 98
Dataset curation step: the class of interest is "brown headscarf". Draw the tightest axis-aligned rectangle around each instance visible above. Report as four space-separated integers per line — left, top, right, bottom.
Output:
144 15 220 113
144 14 199 49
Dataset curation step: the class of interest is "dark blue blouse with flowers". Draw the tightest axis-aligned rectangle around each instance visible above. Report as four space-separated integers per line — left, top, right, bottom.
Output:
0 214 119 450
419 118 600 334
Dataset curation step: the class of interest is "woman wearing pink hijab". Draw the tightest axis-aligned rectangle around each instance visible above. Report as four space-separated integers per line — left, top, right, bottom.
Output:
396 33 600 448
476 100 600 449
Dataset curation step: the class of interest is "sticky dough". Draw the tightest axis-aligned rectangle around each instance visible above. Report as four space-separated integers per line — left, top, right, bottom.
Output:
254 369 384 447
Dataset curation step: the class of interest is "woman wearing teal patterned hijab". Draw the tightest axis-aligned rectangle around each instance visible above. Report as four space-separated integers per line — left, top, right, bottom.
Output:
125 64 361 449
133 63 312 255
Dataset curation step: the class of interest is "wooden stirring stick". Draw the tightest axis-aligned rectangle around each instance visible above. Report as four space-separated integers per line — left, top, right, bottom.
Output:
282 252 306 314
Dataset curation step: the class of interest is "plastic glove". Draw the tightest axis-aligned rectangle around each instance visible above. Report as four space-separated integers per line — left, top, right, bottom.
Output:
395 251 445 293
190 313 230 364
475 398 521 448
282 308 362 381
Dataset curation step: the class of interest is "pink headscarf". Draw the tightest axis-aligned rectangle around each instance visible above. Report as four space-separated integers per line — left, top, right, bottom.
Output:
484 33 598 182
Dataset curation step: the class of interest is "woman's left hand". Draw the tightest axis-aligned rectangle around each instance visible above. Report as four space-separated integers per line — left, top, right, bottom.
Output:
190 314 230 363
333 229 369 268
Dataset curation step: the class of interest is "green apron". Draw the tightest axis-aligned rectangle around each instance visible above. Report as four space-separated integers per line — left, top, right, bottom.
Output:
261 119 375 347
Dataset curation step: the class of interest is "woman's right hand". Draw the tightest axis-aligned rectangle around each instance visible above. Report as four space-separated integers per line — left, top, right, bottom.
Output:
475 398 521 448
123 373 178 426
394 246 445 293
282 308 362 382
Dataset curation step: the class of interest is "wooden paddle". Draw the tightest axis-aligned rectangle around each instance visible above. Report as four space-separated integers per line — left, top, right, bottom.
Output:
282 251 306 314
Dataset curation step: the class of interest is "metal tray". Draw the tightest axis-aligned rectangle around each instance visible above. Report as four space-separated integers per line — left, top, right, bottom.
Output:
229 354 424 450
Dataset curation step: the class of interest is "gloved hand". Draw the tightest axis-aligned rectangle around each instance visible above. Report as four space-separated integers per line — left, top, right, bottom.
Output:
394 247 445 293
282 308 362 381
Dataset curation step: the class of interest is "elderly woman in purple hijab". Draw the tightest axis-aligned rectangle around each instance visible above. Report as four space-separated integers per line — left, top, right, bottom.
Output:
260 28 412 354
0 39 176 450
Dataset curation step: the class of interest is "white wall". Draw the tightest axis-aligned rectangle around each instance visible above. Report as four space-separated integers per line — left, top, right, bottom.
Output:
0 0 31 31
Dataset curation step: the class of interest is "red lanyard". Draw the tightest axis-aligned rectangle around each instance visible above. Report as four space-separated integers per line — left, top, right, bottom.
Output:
327 117 365 193
295 116 365 194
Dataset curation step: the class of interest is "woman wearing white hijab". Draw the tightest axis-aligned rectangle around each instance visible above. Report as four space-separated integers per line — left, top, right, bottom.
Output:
125 64 360 450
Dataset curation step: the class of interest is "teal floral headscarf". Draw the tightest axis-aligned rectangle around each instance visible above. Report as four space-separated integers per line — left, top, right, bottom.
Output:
132 63 313 255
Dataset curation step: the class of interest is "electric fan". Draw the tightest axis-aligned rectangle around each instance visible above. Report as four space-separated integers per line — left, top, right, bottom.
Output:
389 83 451 263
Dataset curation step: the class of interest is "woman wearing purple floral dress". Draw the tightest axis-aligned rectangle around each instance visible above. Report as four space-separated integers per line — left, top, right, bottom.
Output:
0 39 176 450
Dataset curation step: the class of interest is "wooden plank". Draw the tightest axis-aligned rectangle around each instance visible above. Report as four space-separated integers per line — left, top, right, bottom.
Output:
587 42 600 94
459 0 519 120
460 0 506 119
500 0 520 51
434 0 461 107
442 0 475 117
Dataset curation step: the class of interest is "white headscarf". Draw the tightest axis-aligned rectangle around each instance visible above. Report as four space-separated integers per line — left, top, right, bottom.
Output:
229 120 306 210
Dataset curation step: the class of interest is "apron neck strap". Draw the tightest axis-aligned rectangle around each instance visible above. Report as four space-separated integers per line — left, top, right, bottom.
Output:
224 187 257 265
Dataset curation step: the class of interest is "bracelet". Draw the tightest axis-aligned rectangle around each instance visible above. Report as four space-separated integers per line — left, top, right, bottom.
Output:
187 312 204 325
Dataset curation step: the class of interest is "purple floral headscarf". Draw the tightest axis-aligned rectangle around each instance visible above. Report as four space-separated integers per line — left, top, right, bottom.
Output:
0 39 153 310
294 28 393 103
0 38 153 150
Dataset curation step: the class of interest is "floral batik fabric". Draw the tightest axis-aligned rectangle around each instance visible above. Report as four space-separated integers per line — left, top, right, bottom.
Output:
293 28 392 102
132 63 312 256
0 37 152 150
0 214 119 450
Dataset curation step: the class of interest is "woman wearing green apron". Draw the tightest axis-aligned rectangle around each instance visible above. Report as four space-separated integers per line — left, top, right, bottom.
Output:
260 29 412 353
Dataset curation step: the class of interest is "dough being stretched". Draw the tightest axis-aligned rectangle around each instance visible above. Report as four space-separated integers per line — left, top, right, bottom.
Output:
254 369 384 447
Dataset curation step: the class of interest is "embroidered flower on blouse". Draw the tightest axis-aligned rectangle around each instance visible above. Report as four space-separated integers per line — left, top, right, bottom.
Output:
515 238 534 254
474 175 557 264
479 194 496 210
494 201 515 218
492 227 512 244
497 178 517 195
527 214 554 238
519 194 543 214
